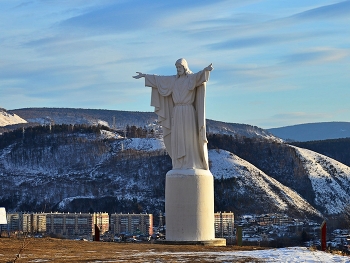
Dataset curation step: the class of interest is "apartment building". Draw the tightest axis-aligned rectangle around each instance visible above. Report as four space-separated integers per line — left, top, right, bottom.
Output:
110 213 153 236
46 212 109 238
6 212 47 234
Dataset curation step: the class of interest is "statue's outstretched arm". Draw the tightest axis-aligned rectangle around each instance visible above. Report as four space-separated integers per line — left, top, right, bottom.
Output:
132 72 146 79
203 63 213 72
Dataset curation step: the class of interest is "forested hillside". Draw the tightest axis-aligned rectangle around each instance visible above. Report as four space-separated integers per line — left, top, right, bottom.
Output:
208 134 350 214
1 124 350 219
290 138 350 167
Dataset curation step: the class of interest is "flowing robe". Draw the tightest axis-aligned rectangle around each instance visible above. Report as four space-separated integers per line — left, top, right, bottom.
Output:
145 70 210 170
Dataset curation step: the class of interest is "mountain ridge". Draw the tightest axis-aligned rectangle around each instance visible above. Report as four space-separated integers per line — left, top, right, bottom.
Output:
4 107 279 141
268 122 350 142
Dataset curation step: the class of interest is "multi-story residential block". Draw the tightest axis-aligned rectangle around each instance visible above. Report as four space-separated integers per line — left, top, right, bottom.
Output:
214 212 234 237
110 213 153 236
6 212 46 234
45 212 109 238
46 212 95 238
6 212 22 232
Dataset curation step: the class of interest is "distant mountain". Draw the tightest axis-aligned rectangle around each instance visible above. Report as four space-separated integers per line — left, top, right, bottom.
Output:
0 108 27 127
207 119 279 141
268 122 350 142
8 107 280 141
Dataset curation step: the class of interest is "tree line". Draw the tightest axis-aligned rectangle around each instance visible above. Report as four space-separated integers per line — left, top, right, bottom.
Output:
0 124 111 149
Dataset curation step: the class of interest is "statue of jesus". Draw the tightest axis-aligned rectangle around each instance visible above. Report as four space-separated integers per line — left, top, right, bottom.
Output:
133 58 213 170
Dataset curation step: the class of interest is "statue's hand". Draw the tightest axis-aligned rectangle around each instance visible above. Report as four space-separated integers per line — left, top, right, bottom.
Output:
204 63 213 72
132 72 145 79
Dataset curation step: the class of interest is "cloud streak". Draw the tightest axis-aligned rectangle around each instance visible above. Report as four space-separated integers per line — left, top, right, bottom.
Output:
292 0 350 20
280 48 349 65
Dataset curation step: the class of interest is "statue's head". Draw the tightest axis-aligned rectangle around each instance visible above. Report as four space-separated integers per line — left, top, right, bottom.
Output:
175 58 192 77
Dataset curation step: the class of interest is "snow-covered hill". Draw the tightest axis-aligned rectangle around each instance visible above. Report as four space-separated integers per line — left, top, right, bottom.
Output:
1 124 349 218
0 108 27 127
209 149 322 217
291 146 350 214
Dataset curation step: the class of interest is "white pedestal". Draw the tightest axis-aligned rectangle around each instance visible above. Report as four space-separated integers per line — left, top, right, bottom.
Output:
165 169 216 242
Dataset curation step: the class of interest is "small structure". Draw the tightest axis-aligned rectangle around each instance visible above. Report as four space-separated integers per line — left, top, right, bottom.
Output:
0 207 7 224
0 207 7 236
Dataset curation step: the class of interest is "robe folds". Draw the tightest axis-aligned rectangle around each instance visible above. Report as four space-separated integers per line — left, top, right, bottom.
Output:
145 70 210 170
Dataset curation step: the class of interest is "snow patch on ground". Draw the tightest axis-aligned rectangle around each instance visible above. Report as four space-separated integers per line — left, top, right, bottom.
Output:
233 247 350 262
122 138 165 152
0 110 27 126
58 196 95 209
92 119 109 127
100 130 123 139
109 247 350 262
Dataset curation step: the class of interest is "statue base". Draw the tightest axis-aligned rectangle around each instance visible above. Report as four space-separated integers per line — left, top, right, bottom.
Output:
164 169 225 246
155 238 226 246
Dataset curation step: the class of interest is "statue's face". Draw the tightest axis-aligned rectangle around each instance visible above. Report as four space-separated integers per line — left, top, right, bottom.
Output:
176 64 185 76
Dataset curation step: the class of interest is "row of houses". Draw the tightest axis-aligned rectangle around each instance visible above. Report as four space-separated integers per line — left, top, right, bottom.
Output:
238 213 296 226
3 210 234 239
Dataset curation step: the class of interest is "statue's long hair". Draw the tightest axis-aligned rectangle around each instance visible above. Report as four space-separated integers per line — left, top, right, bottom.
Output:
175 58 193 76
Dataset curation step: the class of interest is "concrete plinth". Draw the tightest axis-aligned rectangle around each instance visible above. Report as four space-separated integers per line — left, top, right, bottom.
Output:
155 238 226 246
165 169 225 246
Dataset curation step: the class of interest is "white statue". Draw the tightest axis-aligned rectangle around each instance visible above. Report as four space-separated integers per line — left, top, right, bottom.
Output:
133 58 213 170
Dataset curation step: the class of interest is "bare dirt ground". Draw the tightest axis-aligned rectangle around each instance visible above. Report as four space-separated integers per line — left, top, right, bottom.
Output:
0 237 265 262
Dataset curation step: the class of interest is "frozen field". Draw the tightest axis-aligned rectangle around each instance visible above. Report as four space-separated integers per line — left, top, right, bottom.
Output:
0 238 349 262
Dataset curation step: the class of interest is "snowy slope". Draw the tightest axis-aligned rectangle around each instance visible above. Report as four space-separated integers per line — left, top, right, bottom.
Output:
209 149 322 217
206 119 281 141
0 109 27 126
121 137 165 151
291 145 350 214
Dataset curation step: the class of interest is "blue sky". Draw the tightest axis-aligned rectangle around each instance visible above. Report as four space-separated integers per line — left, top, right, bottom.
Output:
1 0 349 128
